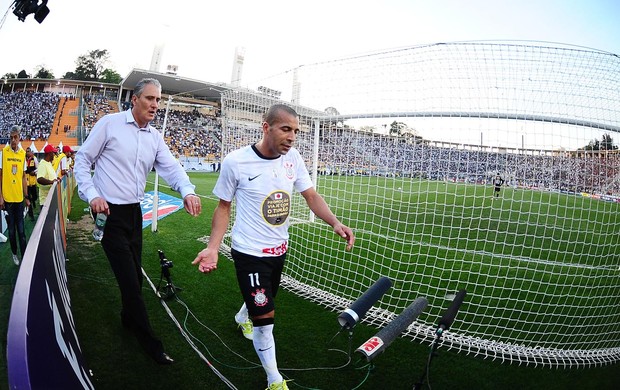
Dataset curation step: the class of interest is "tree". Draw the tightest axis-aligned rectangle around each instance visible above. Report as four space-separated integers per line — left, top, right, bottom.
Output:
34 65 54 79
2 73 17 79
583 134 617 151
600 133 617 150
100 68 122 84
17 70 30 78
390 121 408 136
72 49 111 81
324 106 340 116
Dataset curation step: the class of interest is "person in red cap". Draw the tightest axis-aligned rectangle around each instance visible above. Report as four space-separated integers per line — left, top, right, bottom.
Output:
59 145 74 177
37 144 61 207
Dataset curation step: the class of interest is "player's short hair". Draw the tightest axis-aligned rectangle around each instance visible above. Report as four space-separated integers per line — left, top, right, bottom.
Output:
10 125 21 135
134 78 162 97
264 104 298 125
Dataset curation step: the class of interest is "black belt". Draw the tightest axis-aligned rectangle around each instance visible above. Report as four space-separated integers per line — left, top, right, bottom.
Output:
108 202 141 209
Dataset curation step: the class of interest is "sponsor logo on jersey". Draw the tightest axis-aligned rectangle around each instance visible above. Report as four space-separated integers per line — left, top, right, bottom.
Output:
262 191 290 226
262 242 287 256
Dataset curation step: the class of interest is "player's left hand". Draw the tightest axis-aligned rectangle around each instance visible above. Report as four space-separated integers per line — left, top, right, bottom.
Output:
184 194 202 216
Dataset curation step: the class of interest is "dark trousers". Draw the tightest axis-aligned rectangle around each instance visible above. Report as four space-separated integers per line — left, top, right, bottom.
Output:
101 203 163 357
27 185 37 219
5 201 27 257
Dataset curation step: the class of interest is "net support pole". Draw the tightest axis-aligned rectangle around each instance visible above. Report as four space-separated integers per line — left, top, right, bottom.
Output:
308 118 320 223
152 95 172 233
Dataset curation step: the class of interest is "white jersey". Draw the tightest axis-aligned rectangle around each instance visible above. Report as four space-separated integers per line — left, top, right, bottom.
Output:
214 144 313 257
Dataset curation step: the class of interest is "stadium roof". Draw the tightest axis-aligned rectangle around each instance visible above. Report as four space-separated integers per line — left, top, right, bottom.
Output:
120 68 233 104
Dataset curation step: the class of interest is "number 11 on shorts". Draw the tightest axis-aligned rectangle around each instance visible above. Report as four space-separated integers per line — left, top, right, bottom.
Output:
249 272 260 287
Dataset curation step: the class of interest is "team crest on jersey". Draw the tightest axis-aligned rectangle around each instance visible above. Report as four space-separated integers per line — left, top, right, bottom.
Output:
12 164 17 175
284 161 294 179
252 288 268 306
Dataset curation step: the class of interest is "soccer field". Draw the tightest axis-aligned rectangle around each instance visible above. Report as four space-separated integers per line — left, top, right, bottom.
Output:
281 174 620 353
24 171 613 390
153 172 620 366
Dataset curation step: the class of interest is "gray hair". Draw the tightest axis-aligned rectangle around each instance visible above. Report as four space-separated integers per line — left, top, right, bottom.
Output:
10 125 21 135
134 78 162 97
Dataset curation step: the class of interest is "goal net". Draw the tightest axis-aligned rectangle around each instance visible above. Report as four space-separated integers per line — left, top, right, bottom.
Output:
152 99 221 170
148 99 220 231
220 41 620 368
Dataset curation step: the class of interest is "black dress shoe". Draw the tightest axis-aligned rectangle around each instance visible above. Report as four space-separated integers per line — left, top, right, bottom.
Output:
154 352 174 365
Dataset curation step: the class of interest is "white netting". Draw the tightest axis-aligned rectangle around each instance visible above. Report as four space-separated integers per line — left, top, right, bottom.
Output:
220 41 620 367
151 100 222 170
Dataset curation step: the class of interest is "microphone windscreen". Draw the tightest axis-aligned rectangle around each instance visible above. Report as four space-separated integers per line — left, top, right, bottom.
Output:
337 276 392 329
438 289 467 331
356 297 428 361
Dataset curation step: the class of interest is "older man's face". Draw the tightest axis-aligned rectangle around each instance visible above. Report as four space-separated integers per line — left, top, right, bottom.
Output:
10 132 19 150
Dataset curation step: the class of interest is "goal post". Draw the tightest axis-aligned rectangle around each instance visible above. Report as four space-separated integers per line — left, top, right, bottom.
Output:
220 41 620 367
150 98 220 231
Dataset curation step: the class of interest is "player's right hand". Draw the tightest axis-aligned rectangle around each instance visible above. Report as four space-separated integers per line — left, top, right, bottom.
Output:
192 248 219 273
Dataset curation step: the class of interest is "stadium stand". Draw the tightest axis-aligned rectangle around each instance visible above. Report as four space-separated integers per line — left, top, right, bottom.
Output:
151 108 222 160
47 94 79 149
0 91 58 147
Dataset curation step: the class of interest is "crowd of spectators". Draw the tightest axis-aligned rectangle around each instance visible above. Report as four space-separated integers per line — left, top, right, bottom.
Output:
151 108 222 158
219 123 620 196
0 91 59 142
315 127 620 196
83 94 116 130
3 93 617 196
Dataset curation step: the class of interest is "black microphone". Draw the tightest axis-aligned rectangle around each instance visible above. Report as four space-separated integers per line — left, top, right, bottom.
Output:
437 289 467 335
337 276 392 329
356 297 428 362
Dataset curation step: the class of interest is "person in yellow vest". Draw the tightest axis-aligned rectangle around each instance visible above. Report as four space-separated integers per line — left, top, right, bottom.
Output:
0 126 31 265
25 148 38 221
52 147 62 174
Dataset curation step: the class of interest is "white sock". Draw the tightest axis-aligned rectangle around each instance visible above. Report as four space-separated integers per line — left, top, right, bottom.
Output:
235 303 249 323
253 324 283 385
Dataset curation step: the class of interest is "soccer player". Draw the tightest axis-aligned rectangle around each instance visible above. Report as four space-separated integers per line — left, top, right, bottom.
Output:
493 173 504 198
74 78 202 365
192 104 355 390
0 126 30 265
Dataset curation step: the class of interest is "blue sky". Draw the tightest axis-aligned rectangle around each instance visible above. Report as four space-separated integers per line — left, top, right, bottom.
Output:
1 0 618 86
